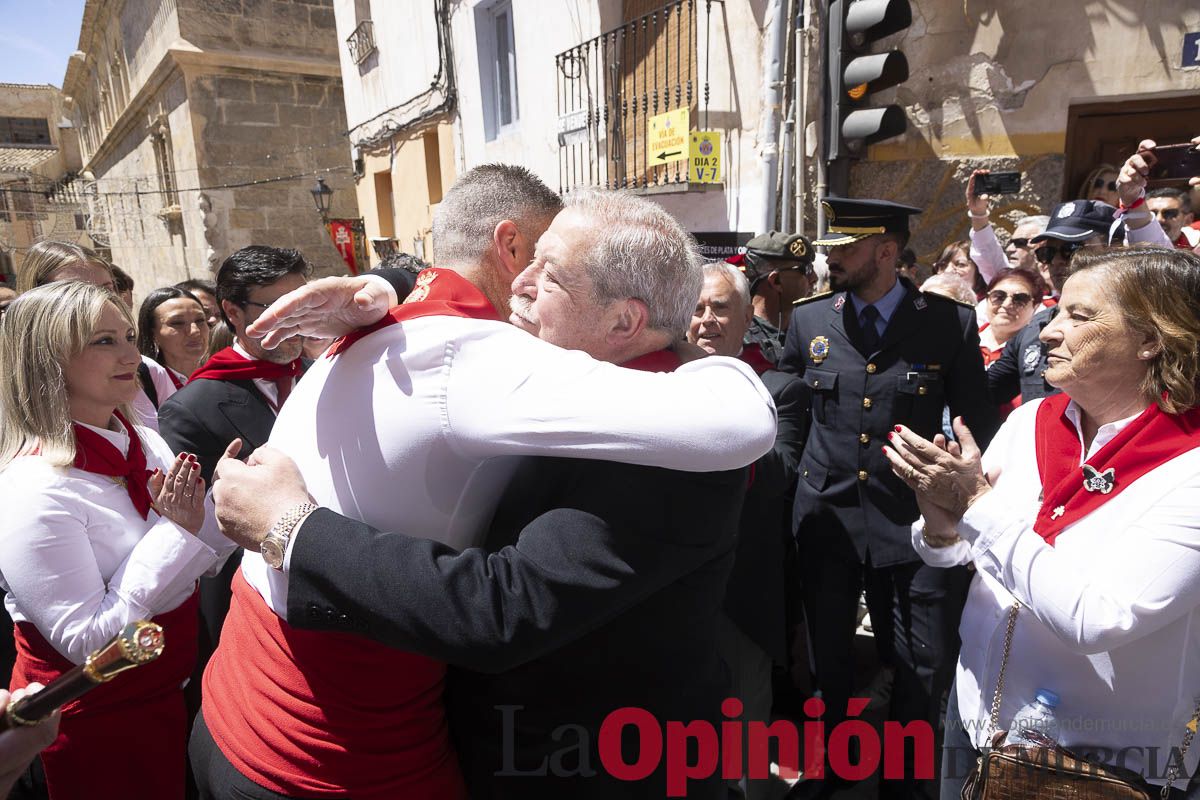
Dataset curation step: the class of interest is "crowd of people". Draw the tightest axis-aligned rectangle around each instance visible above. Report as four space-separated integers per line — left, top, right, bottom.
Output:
0 135 1196 800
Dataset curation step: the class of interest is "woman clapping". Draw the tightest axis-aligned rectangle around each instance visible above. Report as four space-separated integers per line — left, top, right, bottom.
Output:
889 247 1200 798
0 282 236 799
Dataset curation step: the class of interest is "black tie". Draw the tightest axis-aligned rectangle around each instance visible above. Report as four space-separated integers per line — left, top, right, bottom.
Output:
860 304 881 354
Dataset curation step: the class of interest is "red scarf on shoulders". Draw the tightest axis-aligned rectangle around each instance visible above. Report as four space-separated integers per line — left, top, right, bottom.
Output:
72 411 154 519
621 348 683 373
189 346 302 384
1033 393 1200 544
738 342 774 376
327 268 503 357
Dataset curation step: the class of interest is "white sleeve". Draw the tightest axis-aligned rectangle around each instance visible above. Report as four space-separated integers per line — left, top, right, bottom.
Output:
142 357 179 407
955 468 1200 656
0 478 221 664
968 224 1007 283
1124 218 1173 248
443 329 778 472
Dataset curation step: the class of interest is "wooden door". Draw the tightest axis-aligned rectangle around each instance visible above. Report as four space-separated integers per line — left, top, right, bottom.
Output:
1063 94 1200 201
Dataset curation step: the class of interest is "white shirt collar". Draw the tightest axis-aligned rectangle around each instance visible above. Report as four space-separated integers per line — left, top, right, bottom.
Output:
75 418 129 458
232 340 253 361
1062 399 1144 462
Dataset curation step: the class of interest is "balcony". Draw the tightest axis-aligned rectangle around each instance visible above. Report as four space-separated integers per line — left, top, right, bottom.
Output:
347 20 377 66
554 0 724 193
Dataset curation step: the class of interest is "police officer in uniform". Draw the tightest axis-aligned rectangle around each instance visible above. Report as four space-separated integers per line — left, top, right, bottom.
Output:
779 198 998 799
734 231 816 365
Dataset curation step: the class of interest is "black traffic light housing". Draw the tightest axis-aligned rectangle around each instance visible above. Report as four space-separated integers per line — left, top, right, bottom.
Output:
827 0 911 161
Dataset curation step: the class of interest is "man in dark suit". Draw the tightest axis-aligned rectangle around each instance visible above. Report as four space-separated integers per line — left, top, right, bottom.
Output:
778 198 998 799
207 189 773 799
689 258 807 799
158 245 310 663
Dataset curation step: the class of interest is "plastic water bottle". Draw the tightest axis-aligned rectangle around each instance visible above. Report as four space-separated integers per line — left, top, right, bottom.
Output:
1004 688 1061 747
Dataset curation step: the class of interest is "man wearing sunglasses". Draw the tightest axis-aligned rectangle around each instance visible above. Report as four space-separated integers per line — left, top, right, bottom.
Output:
1146 188 1198 250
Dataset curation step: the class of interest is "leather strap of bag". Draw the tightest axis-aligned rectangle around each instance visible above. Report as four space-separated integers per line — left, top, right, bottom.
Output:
986 601 1200 798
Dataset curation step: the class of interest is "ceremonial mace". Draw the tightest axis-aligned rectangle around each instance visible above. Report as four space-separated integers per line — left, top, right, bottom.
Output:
0 620 165 732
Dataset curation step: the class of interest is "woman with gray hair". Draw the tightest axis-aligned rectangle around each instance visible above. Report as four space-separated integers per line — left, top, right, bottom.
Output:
887 246 1200 797
0 282 236 798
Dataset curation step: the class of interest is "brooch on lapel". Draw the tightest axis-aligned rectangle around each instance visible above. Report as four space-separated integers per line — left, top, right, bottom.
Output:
809 336 830 364
1081 464 1115 494
914 296 927 310
833 295 846 312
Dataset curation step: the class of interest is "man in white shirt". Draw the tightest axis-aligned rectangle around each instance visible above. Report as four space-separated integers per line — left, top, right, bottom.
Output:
194 170 776 800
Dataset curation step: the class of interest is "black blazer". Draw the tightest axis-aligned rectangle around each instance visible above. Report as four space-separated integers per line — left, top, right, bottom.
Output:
723 368 806 664
778 279 998 566
286 458 747 799
157 378 279 485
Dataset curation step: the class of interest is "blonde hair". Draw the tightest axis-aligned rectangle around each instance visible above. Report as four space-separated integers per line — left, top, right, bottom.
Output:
1070 247 1200 413
16 240 113 294
0 282 138 468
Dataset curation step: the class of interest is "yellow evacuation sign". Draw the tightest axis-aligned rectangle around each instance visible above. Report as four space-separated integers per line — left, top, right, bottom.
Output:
647 108 689 166
689 131 722 183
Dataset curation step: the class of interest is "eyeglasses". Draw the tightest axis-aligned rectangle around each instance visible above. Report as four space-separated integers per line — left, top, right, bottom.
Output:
1034 242 1087 265
241 300 272 311
1153 208 1181 221
986 290 1033 309
1091 178 1117 192
1006 237 1033 250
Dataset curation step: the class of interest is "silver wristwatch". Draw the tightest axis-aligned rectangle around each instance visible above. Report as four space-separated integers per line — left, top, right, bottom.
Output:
261 502 318 570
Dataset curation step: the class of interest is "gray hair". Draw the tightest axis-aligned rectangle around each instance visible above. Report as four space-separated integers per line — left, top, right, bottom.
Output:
701 260 751 307
431 164 562 268
563 188 702 336
1014 215 1050 235
920 273 977 305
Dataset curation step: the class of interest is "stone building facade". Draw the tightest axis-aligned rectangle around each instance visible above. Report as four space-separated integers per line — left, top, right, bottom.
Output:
0 83 90 284
62 0 359 296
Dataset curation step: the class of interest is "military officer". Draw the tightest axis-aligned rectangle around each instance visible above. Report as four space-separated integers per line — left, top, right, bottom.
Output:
779 198 998 799
732 231 815 365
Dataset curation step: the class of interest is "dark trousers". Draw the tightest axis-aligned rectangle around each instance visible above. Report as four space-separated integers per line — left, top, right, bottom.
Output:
190 711 297 800
800 548 970 799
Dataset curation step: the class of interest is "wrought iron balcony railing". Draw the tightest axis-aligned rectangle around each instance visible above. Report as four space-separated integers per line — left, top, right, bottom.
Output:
347 20 377 66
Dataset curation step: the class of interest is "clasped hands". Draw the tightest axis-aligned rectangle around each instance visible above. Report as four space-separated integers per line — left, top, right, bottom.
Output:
211 440 314 551
883 417 992 548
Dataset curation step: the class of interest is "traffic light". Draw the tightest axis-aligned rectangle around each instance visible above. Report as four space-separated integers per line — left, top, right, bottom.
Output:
827 0 911 160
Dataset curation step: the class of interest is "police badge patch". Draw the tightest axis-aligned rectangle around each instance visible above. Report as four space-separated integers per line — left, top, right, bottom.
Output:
1022 344 1041 372
809 336 830 364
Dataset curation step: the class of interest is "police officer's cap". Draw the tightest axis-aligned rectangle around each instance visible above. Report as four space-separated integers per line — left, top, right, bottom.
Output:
1030 200 1117 244
812 197 923 247
745 231 814 264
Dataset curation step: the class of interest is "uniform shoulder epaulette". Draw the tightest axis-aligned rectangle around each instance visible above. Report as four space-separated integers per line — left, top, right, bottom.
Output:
919 290 975 310
793 291 833 306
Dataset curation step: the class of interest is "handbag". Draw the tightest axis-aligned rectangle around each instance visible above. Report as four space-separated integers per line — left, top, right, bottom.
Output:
961 602 1199 800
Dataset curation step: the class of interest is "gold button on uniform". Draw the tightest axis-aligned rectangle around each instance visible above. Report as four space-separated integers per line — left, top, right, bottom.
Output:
859 433 870 444
858 470 869 481
803 469 809 478
866 363 877 374
863 397 873 408
813 380 821 388
918 386 928 396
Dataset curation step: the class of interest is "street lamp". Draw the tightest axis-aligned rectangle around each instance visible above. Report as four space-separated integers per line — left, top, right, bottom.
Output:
310 177 334 222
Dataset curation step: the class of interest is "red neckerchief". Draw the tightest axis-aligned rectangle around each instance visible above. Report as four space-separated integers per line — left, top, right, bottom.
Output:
1033 393 1200 544
620 349 683 373
72 411 154 519
1175 232 1195 250
166 369 186 391
326 268 503 357
738 342 774 376
188 347 302 384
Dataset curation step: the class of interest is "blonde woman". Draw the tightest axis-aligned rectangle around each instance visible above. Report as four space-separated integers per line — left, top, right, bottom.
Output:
0 282 236 799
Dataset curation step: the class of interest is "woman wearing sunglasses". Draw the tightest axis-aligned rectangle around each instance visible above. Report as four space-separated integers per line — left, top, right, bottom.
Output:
978 267 1045 418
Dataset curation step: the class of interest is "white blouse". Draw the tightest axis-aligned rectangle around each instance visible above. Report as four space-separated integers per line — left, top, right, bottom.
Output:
0 420 237 664
913 398 1200 786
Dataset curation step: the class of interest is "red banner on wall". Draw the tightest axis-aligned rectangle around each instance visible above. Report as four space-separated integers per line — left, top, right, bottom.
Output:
327 218 366 275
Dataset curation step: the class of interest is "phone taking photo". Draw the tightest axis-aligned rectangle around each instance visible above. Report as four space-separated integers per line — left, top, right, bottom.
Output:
972 171 1022 196
1147 143 1200 181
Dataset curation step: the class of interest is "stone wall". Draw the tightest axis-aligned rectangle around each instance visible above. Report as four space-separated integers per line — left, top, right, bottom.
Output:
187 68 356 275
179 0 338 61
